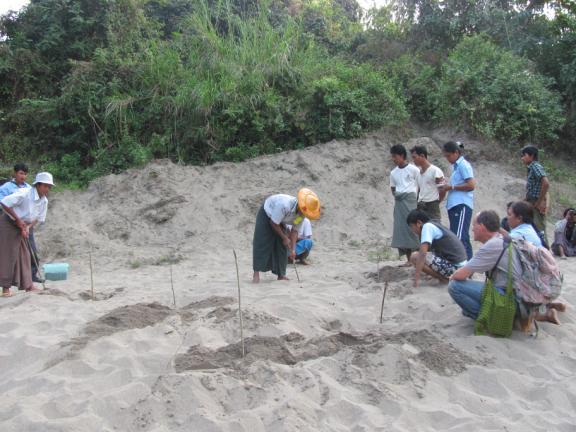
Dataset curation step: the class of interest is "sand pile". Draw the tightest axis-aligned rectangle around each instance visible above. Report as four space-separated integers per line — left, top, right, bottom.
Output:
0 130 574 431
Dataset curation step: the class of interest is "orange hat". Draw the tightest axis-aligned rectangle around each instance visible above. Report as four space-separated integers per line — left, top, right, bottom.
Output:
297 188 320 220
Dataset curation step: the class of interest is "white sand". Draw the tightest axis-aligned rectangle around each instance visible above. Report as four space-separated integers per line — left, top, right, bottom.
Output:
1 132 575 431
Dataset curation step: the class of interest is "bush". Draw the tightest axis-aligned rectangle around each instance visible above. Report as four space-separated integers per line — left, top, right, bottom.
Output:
305 61 408 141
386 54 439 121
436 35 565 144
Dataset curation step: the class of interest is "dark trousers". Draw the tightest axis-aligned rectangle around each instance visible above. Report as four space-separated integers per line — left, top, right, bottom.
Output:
448 204 473 260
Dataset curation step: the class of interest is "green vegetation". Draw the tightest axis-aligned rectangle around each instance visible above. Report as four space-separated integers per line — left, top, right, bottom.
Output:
1 0 575 185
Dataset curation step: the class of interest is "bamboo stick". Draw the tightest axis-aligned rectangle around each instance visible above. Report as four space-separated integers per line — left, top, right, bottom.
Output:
379 280 389 324
233 249 245 358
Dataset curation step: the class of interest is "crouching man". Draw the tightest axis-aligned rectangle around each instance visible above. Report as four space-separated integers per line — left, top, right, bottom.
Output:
447 210 523 320
407 209 467 288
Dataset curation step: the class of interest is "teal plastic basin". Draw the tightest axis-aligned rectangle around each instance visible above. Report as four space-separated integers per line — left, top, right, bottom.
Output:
43 263 69 281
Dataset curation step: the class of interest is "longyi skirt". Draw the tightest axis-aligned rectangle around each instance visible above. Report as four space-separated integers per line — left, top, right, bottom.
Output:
252 206 287 277
0 214 32 289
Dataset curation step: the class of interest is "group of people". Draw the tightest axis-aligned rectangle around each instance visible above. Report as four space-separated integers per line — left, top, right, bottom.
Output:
1 143 571 334
0 163 55 297
387 142 568 327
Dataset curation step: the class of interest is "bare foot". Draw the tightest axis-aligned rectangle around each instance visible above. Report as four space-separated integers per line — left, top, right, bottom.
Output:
536 308 560 325
277 276 289 281
299 259 310 266
2 288 12 297
25 287 42 293
398 262 412 268
252 272 260 284
549 302 567 313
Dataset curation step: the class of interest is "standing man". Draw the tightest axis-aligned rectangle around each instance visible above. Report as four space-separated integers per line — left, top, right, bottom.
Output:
410 145 445 222
1 172 54 296
521 145 550 247
0 163 43 283
390 144 420 265
440 141 475 260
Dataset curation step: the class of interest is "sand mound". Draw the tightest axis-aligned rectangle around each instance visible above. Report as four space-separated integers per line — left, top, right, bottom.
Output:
2 129 575 431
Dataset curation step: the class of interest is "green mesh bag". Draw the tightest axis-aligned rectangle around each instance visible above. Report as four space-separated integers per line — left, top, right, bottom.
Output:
475 245 516 337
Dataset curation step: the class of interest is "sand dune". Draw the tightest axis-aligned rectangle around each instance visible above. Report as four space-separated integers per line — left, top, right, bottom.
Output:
0 131 574 431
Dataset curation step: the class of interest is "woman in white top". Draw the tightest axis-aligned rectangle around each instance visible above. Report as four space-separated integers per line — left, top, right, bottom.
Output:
252 189 320 283
0 172 54 296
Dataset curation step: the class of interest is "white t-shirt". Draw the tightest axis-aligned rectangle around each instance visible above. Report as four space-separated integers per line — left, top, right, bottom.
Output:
417 164 444 203
287 217 312 239
263 194 301 225
390 164 420 194
1 186 48 223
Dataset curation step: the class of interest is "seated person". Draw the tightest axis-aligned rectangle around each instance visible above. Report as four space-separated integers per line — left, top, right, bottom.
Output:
406 209 467 288
287 217 313 264
551 208 576 259
504 201 542 247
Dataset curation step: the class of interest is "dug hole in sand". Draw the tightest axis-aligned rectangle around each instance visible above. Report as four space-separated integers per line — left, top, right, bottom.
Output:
0 132 574 431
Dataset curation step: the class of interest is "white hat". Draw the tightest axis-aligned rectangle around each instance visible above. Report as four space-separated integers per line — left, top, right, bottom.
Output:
33 172 55 186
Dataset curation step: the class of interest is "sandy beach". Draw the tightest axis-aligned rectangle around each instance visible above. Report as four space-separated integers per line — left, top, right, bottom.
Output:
1 132 574 431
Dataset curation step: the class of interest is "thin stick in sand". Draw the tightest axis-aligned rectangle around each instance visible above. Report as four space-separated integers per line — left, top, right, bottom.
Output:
379 280 389 324
293 260 301 286
26 237 46 291
233 249 245 358
169 263 176 308
89 249 95 300
376 254 381 282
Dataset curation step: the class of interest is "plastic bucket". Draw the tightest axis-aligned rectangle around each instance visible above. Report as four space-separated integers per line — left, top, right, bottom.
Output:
43 263 69 281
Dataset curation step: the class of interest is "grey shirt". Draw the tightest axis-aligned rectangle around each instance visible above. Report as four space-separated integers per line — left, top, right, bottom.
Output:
465 234 523 287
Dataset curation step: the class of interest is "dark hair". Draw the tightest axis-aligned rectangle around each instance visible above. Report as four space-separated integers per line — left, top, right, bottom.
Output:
443 141 464 154
506 201 514 209
521 145 538 161
406 209 430 225
564 208 576 217
510 201 534 224
390 144 407 159
410 145 428 158
13 163 28 173
476 210 500 232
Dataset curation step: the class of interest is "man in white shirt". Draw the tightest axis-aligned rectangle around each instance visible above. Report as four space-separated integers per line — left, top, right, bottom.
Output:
410 145 445 222
0 172 54 296
390 144 420 265
253 189 320 283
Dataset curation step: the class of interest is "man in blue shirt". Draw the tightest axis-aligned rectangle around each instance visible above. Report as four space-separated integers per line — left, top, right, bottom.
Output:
0 163 30 200
0 163 44 283
439 141 475 260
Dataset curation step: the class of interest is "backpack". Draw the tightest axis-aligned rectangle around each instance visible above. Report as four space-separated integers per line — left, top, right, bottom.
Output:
509 237 562 305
